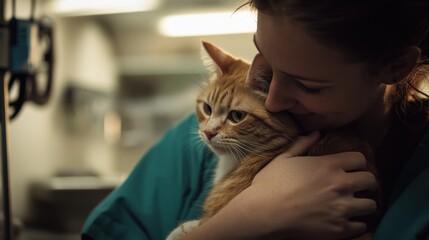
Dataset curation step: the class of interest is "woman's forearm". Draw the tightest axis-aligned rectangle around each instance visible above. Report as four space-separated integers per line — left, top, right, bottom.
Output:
183 187 282 240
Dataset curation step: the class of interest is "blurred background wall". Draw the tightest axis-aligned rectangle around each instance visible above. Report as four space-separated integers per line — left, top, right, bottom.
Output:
1 0 257 238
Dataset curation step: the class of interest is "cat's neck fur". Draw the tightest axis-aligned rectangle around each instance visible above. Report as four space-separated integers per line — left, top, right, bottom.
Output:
213 155 238 183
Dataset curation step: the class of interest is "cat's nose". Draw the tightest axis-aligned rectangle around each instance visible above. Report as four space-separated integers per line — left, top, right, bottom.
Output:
204 130 217 140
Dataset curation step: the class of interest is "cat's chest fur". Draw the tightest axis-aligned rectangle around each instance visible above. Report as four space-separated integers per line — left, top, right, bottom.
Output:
212 155 238 183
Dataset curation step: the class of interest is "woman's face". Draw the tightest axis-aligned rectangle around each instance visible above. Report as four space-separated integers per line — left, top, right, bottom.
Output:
251 12 386 132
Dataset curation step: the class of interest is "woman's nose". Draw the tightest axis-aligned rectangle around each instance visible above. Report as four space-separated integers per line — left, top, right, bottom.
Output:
264 76 297 113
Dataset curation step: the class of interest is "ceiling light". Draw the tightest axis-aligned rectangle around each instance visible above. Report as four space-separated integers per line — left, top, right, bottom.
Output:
158 10 256 37
51 0 160 16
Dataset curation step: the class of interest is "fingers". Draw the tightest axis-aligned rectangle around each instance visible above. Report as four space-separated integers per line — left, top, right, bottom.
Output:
339 221 368 239
329 169 377 200
282 132 369 174
329 198 376 239
348 171 378 192
347 197 378 218
282 131 320 158
328 152 367 172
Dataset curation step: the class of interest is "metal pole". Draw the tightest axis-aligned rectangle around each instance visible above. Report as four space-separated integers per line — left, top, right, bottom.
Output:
0 73 13 240
0 0 3 21
0 0 13 239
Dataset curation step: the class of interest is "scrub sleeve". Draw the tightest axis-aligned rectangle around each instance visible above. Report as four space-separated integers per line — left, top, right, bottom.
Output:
375 128 429 239
81 113 218 240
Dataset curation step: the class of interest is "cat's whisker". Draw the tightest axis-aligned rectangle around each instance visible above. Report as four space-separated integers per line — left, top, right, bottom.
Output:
189 126 202 136
235 140 267 152
236 144 267 159
235 139 285 158
222 138 272 158
240 137 291 152
223 144 237 162
228 147 239 164
227 142 252 163
220 140 250 159
234 147 247 163
229 146 245 166
188 133 208 152
188 140 204 152
220 141 246 164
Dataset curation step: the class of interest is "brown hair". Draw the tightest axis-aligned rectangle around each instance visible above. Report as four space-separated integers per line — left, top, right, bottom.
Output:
246 0 429 110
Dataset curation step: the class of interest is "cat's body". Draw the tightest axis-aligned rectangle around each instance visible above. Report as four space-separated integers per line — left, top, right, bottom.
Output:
166 41 380 240
195 44 299 222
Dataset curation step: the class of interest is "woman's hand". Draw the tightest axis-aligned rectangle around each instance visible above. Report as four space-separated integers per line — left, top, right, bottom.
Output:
184 132 377 240
247 131 378 239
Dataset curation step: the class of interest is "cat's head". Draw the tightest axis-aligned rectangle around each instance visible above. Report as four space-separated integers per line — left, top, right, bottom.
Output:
196 41 299 161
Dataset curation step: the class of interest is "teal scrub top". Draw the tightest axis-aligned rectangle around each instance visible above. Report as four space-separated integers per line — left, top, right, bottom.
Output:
82 113 429 240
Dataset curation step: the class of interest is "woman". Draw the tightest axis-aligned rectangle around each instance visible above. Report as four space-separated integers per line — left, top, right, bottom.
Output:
82 1 429 239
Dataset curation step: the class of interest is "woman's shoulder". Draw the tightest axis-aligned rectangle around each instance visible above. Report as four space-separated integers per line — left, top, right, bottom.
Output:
375 132 429 239
375 99 429 239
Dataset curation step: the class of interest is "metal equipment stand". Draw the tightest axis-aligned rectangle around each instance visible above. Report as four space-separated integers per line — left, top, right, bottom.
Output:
0 0 14 239
0 72 13 240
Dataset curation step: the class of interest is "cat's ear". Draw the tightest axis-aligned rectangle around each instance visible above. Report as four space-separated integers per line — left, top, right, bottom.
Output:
246 53 271 93
201 41 237 76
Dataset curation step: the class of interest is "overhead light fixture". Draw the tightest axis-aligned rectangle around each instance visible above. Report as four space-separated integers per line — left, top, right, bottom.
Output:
50 0 160 16
158 10 256 37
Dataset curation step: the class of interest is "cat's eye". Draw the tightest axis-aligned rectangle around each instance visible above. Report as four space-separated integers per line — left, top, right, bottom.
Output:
203 103 212 115
229 110 247 123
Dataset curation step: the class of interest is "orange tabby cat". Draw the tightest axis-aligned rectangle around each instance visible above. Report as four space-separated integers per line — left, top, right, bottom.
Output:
166 41 380 240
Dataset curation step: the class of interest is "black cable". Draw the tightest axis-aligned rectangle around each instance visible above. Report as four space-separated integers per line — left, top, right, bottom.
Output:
30 16 54 106
8 73 26 119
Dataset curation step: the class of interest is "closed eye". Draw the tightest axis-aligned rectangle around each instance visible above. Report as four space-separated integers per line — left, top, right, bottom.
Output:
294 80 321 94
253 70 322 95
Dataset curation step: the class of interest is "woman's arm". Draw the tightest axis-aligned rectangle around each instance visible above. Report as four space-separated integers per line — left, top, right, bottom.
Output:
184 132 377 240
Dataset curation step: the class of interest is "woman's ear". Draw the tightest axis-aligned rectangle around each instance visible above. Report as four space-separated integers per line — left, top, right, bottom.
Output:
380 46 421 84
